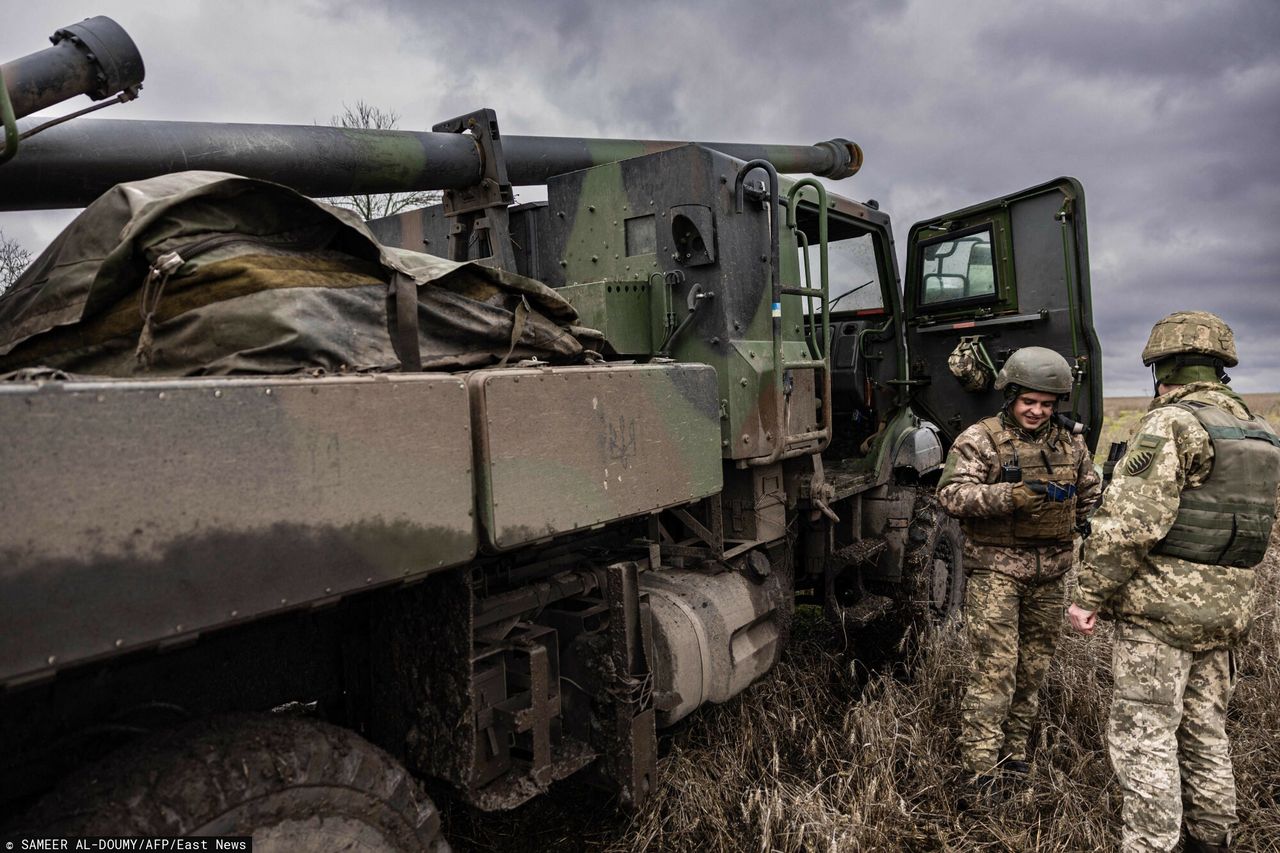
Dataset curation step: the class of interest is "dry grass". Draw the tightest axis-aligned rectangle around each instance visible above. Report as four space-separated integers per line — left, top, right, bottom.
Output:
1096 392 1280 464
448 395 1280 852
450 536 1280 852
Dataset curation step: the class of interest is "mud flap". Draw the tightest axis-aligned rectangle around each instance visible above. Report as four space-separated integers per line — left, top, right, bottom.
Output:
599 561 657 809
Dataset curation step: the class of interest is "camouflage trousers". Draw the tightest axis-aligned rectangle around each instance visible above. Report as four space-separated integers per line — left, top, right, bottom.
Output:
957 568 1064 774
1109 623 1238 853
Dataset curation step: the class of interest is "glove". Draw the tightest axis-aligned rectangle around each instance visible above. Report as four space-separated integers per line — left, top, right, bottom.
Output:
1076 519 1092 538
1010 482 1041 512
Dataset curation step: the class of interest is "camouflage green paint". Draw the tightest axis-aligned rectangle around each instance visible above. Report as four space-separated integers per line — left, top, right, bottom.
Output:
558 279 655 355
333 127 479 194
557 160 661 288
544 146 866 465
467 363 723 550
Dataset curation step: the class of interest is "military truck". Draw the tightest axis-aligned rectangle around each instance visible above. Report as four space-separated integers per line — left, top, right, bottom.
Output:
0 17 1102 850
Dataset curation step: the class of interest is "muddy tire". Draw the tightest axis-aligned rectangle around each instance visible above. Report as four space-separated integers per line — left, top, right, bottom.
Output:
21 714 449 852
904 492 965 621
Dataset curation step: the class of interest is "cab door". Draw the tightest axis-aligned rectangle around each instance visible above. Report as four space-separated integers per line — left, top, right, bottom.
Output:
903 177 1101 452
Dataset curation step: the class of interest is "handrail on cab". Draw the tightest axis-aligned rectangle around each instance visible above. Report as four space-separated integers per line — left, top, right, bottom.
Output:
734 162 833 468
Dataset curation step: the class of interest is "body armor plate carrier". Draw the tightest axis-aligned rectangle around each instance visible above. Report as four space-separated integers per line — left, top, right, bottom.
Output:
1152 401 1280 568
964 416 1082 546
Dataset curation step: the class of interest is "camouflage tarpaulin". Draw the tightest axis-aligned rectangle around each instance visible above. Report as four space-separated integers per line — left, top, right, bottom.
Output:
0 171 595 376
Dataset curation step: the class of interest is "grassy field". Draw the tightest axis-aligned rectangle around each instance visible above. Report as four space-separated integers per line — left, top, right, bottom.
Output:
446 396 1280 852
1096 392 1280 464
450 548 1280 851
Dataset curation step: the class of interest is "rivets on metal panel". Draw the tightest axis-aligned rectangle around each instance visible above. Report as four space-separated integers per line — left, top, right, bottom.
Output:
324 587 332 594
280 598 287 605
365 577 372 584
264 388 273 396
214 389 223 398
47 655 57 665
157 392 166 400
230 609 238 617
115 639 123 648
740 378 748 387
588 205 596 213
742 435 750 444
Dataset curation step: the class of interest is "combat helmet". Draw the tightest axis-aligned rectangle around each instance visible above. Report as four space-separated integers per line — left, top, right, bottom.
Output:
1142 311 1236 388
994 347 1073 398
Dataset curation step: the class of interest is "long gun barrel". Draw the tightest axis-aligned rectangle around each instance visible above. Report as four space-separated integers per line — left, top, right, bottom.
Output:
0 118 861 210
1 21 858 210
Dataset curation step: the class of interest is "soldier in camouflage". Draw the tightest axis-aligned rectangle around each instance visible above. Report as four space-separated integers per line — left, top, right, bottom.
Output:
1069 312 1280 853
938 346 1101 797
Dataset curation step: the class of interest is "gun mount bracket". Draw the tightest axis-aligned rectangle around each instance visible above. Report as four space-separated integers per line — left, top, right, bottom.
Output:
433 107 517 271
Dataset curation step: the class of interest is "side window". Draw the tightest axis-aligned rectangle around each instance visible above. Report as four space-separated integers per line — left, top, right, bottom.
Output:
920 227 997 305
794 211 885 313
815 232 883 311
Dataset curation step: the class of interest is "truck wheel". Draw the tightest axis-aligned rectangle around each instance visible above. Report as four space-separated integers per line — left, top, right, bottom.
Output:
21 714 449 852
904 492 965 620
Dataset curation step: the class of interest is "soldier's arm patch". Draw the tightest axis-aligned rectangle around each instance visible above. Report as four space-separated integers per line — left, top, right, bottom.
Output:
1121 433 1166 478
938 453 960 488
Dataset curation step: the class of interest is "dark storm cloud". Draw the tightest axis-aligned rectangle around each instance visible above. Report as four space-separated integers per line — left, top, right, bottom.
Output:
983 2 1280 82
2 0 1276 394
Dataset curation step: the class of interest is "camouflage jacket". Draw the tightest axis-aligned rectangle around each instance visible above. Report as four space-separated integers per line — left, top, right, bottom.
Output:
938 412 1101 581
1075 383 1271 651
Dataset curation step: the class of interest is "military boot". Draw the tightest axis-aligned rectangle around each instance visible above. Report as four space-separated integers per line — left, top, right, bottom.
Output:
957 773 1005 810
999 758 1032 788
1183 832 1231 853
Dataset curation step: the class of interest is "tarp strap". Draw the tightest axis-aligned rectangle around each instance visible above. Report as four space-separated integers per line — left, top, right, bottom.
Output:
391 272 422 372
498 296 531 368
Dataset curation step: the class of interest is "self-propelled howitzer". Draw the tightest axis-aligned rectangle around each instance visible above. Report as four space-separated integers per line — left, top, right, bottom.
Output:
0 17 1103 849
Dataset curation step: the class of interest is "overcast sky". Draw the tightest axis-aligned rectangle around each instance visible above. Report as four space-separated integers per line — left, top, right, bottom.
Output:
2 0 1276 394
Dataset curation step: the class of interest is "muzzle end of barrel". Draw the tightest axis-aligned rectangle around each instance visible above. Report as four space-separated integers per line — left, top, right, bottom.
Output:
813 138 863 180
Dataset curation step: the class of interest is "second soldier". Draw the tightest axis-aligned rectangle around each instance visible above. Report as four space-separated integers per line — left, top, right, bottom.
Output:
937 346 1101 797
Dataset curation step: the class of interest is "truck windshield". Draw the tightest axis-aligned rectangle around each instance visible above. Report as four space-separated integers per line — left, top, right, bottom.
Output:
793 208 884 313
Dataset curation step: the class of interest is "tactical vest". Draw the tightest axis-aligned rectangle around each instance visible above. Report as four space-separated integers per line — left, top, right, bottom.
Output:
963 416 1082 546
1151 402 1280 568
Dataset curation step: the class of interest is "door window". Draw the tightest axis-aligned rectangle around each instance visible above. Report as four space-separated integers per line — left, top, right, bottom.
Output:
920 226 996 306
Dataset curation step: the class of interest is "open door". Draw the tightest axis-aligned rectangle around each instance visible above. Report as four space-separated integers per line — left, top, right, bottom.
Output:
904 177 1101 452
